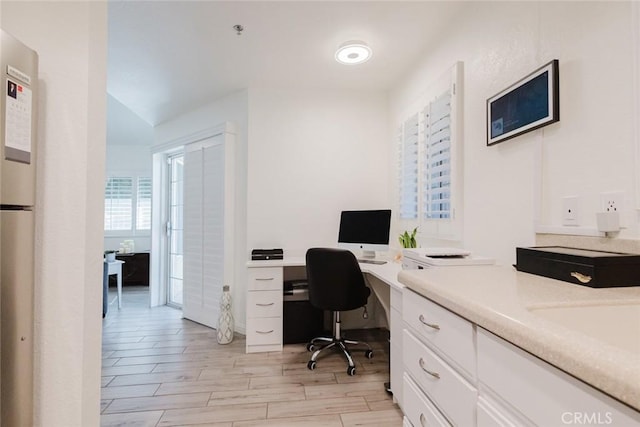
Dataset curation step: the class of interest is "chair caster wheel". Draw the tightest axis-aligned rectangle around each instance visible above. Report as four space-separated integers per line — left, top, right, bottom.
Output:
307 360 316 370
306 343 315 352
365 350 373 359
347 366 356 376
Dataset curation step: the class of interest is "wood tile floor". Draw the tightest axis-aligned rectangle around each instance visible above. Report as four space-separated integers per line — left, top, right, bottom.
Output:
101 286 403 426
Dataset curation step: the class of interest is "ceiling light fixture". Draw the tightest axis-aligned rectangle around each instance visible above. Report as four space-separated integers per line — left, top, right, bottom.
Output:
335 40 372 65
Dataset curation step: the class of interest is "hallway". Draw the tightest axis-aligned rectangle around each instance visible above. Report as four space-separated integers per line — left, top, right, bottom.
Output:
100 286 402 426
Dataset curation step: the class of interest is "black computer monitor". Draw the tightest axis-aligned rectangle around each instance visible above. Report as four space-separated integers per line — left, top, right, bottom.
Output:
337 209 391 258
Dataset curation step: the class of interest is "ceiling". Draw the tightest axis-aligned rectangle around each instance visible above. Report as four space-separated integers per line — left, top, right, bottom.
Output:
107 1 464 127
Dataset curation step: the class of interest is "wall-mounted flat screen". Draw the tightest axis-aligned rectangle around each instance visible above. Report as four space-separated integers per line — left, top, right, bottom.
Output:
487 59 559 146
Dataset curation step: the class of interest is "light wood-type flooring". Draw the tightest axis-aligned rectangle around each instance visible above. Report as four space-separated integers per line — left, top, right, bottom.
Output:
101 286 403 426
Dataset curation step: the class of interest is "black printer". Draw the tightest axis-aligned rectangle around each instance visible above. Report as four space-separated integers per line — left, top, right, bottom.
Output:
251 248 283 261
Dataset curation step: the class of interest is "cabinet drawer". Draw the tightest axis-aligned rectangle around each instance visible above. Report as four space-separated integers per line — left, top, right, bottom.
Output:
403 289 475 377
477 328 640 426
403 373 451 427
247 291 282 318
404 329 477 426
246 317 282 345
248 267 283 291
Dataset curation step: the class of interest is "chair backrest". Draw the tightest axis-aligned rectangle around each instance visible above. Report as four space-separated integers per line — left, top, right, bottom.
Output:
305 248 370 312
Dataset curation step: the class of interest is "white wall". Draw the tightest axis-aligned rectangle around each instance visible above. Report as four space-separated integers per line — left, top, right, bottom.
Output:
1 2 106 426
390 1 638 266
247 87 390 253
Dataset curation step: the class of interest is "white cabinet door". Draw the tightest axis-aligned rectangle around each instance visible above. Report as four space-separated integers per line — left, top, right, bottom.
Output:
477 328 640 426
183 133 234 328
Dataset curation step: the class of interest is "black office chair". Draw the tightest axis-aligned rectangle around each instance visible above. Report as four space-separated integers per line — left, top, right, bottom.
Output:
305 248 373 376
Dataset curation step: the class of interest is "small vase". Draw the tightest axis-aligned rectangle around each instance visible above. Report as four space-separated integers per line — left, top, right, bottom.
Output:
217 285 234 344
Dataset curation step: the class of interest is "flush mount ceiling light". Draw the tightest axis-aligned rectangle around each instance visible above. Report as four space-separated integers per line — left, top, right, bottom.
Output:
335 40 372 65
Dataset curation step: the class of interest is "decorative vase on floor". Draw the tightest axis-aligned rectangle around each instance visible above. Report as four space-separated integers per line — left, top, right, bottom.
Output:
217 285 234 344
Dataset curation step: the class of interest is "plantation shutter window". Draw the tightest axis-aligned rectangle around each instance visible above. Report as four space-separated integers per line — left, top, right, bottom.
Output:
394 62 463 240
423 90 452 220
104 177 133 231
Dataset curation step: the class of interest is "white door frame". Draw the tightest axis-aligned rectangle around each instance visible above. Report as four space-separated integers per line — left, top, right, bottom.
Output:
150 122 236 308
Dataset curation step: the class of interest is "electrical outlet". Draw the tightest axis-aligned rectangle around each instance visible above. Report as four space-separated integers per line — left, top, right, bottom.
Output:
601 191 624 213
600 191 625 227
562 196 579 226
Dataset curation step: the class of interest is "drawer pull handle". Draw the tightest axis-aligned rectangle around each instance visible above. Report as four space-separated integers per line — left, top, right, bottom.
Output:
419 357 440 379
256 303 275 307
418 315 440 330
570 272 592 284
419 413 426 426
255 277 275 281
256 330 274 334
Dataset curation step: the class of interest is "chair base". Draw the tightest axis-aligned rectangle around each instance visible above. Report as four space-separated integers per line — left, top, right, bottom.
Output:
306 335 373 376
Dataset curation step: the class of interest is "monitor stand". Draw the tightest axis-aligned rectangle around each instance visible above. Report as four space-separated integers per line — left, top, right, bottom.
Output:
361 250 376 259
357 250 387 265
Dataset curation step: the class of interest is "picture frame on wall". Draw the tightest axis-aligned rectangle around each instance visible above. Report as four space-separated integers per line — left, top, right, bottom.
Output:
487 59 559 146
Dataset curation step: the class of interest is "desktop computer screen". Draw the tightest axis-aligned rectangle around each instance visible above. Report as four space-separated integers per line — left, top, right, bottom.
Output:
337 209 392 259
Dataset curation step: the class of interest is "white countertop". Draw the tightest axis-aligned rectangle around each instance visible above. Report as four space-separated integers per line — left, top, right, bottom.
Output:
398 265 640 411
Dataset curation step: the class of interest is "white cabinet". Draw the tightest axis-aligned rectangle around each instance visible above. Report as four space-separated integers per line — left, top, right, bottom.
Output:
246 266 284 353
390 286 404 407
401 287 640 426
402 288 477 425
477 328 640 426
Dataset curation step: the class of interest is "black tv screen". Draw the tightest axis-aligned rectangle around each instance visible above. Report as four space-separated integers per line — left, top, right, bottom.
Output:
487 60 559 146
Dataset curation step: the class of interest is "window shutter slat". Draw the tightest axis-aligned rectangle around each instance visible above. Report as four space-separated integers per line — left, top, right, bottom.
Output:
136 177 152 230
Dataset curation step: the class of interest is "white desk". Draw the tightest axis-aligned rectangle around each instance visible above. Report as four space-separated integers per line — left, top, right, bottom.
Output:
105 260 125 309
246 256 405 402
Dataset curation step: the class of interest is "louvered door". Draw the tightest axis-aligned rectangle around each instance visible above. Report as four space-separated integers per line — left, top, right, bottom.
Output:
182 134 229 328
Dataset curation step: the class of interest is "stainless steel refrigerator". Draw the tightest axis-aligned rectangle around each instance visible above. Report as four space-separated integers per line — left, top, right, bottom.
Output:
0 29 38 427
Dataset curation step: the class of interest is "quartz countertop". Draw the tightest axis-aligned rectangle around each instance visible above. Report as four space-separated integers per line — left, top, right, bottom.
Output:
397 265 640 411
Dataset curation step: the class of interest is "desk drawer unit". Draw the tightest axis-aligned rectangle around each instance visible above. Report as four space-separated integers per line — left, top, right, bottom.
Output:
404 289 476 378
246 266 284 353
248 267 283 291
404 329 477 426
247 290 282 318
